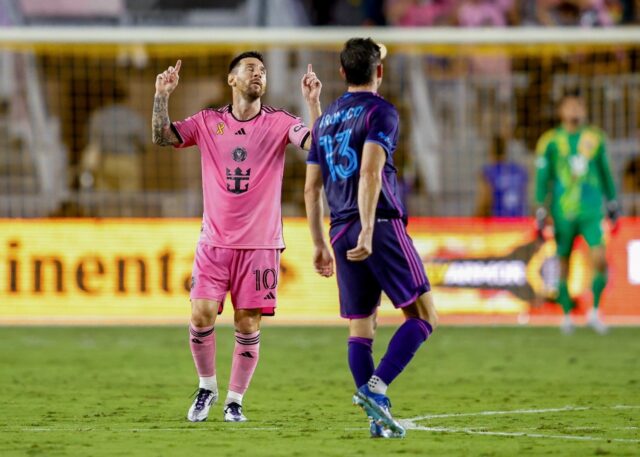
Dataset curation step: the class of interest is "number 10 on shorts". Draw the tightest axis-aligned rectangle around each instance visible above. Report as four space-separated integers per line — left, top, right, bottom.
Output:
254 269 278 291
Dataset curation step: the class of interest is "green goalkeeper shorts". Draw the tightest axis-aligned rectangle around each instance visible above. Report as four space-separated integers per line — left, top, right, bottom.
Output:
553 216 604 258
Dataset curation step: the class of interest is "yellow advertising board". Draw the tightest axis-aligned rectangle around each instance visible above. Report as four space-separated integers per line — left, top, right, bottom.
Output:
0 219 341 324
1 218 638 325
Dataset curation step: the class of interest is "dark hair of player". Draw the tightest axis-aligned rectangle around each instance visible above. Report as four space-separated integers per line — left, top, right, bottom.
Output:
491 135 507 160
560 88 583 102
228 51 265 74
340 38 382 86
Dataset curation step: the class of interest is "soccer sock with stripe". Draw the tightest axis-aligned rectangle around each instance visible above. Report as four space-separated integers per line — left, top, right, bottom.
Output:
348 337 374 388
370 318 432 391
189 324 217 391
557 280 575 315
227 330 260 404
592 271 607 310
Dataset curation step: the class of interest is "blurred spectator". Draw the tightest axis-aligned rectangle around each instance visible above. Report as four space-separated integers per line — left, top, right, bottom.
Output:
475 136 529 217
534 0 615 26
80 84 146 191
363 0 387 24
385 0 456 26
455 0 520 26
19 0 124 24
623 154 640 216
0 0 19 25
305 0 367 25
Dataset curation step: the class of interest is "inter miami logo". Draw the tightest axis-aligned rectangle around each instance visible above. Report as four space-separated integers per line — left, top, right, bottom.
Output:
232 147 247 162
226 167 251 194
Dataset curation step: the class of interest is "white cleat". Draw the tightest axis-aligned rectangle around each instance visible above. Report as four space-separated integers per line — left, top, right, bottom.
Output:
223 402 248 422
187 388 218 422
587 310 609 335
561 315 575 335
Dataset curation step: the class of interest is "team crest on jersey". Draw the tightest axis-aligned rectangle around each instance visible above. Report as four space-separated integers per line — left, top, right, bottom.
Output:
215 122 225 135
377 131 393 148
578 130 598 159
232 147 247 162
226 167 251 194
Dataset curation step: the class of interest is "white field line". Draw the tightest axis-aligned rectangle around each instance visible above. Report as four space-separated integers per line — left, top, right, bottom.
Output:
540 426 639 431
406 425 640 444
401 404 640 444
10 405 640 439
405 404 640 422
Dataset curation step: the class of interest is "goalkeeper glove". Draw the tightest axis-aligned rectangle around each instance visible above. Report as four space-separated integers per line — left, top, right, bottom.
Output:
535 207 547 241
606 200 621 234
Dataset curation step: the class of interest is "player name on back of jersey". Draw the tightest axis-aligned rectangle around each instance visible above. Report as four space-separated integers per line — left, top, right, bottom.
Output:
319 106 365 129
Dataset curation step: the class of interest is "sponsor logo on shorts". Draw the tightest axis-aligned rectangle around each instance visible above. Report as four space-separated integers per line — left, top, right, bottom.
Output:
263 291 275 300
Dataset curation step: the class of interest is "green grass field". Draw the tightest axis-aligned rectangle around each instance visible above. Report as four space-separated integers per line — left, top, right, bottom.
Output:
0 326 639 456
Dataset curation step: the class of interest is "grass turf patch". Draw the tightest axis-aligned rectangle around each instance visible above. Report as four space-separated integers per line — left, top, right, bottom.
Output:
0 326 638 456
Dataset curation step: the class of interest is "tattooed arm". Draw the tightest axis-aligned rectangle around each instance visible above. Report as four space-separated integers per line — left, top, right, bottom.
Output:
152 60 182 146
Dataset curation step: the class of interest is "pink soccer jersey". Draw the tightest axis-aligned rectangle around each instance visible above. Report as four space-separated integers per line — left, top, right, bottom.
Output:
172 104 310 249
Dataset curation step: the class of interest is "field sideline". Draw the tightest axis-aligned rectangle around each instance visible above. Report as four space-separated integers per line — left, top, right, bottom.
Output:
1 326 638 456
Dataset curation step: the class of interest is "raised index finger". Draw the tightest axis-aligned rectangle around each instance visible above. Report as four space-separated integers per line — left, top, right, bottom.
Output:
174 59 182 74
307 63 312 74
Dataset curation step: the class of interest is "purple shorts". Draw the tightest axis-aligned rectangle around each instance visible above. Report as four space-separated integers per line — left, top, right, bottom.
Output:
330 218 431 319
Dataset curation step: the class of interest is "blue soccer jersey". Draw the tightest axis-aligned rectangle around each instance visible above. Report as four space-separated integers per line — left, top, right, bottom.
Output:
307 91 405 226
483 162 529 217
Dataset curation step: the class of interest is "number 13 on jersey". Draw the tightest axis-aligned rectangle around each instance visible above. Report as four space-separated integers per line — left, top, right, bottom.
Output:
319 129 358 181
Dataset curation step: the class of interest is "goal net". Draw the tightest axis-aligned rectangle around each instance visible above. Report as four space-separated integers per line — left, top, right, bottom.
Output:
0 27 638 218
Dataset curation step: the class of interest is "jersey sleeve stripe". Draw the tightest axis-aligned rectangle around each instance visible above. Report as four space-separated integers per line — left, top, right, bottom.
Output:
170 123 184 144
365 106 379 130
299 131 310 148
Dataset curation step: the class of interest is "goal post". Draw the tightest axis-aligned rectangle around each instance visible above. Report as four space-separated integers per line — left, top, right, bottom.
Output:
0 27 638 217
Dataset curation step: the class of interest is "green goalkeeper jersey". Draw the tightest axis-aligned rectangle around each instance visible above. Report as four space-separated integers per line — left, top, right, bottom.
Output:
535 126 617 221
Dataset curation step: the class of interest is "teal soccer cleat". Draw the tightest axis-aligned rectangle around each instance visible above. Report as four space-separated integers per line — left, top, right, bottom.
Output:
353 385 405 438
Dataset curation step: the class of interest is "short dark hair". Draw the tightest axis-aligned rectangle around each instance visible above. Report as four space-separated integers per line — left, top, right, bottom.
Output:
228 51 264 74
340 38 381 86
492 135 507 159
560 88 583 102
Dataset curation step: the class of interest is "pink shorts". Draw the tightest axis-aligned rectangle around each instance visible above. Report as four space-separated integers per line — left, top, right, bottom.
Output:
190 243 280 316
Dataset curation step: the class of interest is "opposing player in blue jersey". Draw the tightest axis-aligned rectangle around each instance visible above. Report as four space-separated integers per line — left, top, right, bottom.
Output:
304 38 438 438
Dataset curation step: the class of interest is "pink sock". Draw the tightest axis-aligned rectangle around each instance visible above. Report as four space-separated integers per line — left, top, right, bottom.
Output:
189 324 216 377
228 330 260 395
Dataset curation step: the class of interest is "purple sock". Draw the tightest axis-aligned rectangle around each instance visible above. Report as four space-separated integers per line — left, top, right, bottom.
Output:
348 337 374 388
374 318 432 386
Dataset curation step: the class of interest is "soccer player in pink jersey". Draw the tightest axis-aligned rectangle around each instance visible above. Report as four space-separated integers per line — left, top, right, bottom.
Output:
152 52 322 422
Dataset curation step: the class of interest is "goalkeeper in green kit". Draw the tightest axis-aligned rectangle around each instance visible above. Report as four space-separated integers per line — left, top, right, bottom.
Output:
535 93 620 334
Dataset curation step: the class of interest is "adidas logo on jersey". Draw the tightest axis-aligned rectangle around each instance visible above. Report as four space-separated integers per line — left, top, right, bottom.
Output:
263 291 275 300
234 128 246 135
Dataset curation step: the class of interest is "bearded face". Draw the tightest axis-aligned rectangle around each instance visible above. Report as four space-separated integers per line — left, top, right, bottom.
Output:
229 57 267 100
